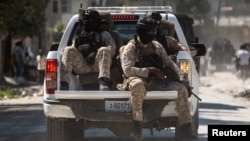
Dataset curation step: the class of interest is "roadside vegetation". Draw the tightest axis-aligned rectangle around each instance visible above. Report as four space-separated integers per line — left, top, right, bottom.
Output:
0 85 20 99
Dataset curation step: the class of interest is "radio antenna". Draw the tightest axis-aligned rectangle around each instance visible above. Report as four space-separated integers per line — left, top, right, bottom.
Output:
79 3 84 22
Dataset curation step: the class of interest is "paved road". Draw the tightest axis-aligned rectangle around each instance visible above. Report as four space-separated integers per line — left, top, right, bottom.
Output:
0 101 46 141
198 86 250 140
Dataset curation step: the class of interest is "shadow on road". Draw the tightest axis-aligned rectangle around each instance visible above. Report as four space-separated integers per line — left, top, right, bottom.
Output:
200 102 246 110
199 102 250 125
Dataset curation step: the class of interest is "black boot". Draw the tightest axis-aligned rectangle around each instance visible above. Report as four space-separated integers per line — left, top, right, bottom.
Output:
178 123 197 141
99 77 109 91
133 121 143 141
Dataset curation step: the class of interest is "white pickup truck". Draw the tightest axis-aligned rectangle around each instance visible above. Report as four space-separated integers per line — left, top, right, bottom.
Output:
43 6 206 141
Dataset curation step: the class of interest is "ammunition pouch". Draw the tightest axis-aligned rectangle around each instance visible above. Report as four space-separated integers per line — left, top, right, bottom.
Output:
77 31 104 58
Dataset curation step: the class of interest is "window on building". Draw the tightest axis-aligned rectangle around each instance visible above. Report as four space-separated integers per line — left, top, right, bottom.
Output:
61 0 68 13
53 1 58 13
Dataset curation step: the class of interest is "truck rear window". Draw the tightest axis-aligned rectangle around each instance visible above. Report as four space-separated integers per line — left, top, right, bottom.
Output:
113 21 137 44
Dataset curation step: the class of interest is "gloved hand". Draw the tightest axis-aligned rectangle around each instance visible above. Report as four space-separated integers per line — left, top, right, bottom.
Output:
148 67 165 79
86 51 96 65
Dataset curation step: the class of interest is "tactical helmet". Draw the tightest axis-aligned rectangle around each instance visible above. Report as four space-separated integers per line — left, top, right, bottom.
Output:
151 12 162 25
83 9 101 31
84 9 101 21
136 16 157 44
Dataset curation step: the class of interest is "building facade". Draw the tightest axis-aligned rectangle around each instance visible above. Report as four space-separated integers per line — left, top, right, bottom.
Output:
44 0 250 49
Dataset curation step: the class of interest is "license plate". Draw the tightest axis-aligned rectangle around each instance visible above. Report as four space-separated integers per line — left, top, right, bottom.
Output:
105 100 131 112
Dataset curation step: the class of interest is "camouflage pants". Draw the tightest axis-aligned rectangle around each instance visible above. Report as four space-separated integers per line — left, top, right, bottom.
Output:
126 77 146 121
148 78 192 125
117 77 192 125
61 46 113 83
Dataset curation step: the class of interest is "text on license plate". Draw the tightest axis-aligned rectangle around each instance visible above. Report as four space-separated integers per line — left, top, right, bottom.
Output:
105 100 131 112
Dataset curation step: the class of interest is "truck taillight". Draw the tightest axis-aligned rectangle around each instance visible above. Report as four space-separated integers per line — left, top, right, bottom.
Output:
46 59 57 94
112 15 139 20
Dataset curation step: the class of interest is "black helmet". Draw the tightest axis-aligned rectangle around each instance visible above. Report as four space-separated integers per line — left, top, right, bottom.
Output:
84 9 101 21
136 16 157 44
136 16 157 31
83 9 101 31
151 12 162 24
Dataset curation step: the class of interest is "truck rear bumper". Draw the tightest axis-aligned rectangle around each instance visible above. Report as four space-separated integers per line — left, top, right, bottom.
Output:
44 102 76 118
44 91 178 121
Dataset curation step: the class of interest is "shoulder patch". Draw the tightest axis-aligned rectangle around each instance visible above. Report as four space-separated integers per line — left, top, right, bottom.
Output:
123 57 131 66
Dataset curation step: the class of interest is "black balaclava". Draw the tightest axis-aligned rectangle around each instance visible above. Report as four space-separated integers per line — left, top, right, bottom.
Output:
83 9 101 32
138 29 156 44
136 16 157 44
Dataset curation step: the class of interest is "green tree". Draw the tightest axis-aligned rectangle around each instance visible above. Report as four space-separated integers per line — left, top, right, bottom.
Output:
53 21 65 43
54 21 65 33
0 0 49 37
0 0 49 83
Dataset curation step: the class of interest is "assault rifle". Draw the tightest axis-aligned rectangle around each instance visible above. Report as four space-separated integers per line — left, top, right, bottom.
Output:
140 53 202 101
77 32 103 57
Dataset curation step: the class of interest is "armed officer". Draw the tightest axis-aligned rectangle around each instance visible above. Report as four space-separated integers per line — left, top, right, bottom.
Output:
60 9 116 91
150 12 188 56
117 16 196 140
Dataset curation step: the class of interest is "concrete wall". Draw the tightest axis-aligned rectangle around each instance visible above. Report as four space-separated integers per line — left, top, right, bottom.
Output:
46 0 62 28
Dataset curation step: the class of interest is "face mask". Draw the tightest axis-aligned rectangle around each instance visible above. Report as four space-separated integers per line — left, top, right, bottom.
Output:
139 34 155 44
84 17 100 32
85 23 98 32
138 30 156 44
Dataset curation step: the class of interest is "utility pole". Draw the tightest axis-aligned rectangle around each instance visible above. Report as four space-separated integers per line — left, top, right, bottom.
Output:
215 0 222 39
82 0 91 9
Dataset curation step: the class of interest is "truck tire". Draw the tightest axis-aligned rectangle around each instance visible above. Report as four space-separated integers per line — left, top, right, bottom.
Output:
46 117 84 141
47 117 71 141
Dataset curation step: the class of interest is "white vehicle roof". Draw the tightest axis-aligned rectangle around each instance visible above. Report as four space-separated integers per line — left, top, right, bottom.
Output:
87 6 173 14
58 6 189 54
